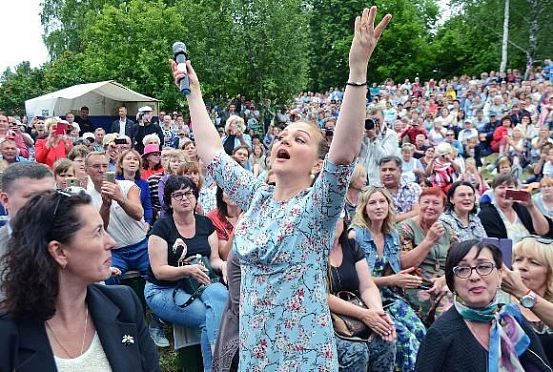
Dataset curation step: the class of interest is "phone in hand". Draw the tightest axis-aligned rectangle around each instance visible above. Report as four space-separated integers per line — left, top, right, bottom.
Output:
105 171 116 183
114 138 127 145
55 123 68 135
505 189 531 202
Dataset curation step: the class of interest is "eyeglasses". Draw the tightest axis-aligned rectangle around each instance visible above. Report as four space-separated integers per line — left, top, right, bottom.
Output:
520 235 553 245
53 190 72 218
452 262 495 279
171 190 195 201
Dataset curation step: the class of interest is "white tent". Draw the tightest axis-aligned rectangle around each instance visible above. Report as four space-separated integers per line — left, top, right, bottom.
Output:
25 80 159 118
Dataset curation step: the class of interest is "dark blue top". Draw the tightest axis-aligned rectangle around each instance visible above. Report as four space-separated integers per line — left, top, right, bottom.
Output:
116 175 153 225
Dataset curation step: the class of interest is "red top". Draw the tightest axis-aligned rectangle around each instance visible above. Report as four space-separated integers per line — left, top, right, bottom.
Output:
35 139 72 168
141 167 164 181
207 208 234 241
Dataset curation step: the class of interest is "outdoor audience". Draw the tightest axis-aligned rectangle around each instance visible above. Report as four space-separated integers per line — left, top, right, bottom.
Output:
2 18 553 370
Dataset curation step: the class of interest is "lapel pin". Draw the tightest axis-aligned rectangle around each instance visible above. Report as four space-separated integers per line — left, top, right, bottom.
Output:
122 334 135 345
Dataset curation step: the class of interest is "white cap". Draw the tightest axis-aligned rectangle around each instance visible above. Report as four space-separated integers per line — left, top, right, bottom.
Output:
69 122 81 132
82 132 95 142
138 106 153 113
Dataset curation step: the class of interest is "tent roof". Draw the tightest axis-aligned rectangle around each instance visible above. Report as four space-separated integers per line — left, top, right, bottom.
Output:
25 80 159 104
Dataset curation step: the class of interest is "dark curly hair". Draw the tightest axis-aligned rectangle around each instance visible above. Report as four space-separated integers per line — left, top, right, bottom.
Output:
0 190 91 320
163 175 199 211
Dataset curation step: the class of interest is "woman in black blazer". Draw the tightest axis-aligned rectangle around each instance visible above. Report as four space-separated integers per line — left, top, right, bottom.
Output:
0 190 159 372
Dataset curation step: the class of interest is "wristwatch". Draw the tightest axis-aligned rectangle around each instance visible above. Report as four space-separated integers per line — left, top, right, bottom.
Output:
520 290 537 309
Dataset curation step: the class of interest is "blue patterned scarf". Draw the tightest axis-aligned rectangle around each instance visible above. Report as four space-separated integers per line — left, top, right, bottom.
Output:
454 295 530 372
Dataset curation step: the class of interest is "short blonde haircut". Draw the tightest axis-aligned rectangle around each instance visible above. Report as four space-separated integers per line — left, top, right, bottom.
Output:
540 177 553 188
44 117 59 131
514 238 553 301
351 164 367 183
351 186 396 234
224 115 246 135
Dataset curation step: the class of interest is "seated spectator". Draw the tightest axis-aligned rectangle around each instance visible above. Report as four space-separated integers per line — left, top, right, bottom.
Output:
141 144 164 180
444 129 464 157
418 146 435 172
344 164 367 226
35 118 73 168
0 139 27 171
349 187 425 371
329 211 396 372
0 190 159 370
457 119 478 145
439 181 487 241
428 142 459 193
53 158 75 190
231 145 250 170
398 187 457 322
399 119 426 145
412 134 428 159
250 143 267 178
180 161 216 215
512 236 553 364
379 156 421 223
115 149 154 226
527 143 553 184
490 116 512 153
415 239 550 371
532 177 553 220
221 115 251 156
506 127 530 169
67 145 90 188
157 149 186 217
145 176 228 371
428 121 446 146
530 127 553 163
207 187 243 260
478 174 552 243
459 157 487 197
400 144 425 183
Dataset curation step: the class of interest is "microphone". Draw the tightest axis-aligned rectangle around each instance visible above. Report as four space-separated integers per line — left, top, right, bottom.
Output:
172 41 191 96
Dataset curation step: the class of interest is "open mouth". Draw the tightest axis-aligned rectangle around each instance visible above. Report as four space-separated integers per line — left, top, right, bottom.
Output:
276 148 290 160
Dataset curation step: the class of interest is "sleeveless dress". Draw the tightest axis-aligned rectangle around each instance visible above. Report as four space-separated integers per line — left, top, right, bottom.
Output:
207 152 354 371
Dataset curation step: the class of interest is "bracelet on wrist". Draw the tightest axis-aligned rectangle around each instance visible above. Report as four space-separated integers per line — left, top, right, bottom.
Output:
346 81 368 87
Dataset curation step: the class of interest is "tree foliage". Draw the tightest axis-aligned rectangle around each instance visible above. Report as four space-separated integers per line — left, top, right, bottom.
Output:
1 0 551 116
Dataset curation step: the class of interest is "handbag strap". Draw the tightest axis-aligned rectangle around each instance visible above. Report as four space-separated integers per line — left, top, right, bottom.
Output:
173 284 206 308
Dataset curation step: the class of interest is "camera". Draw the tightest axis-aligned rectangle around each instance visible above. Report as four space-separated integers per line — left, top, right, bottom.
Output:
114 138 127 145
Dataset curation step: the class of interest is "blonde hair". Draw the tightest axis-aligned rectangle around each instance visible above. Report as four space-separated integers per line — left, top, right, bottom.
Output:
351 186 396 234
165 149 186 175
351 164 367 183
44 117 59 131
514 238 553 301
224 115 246 134
540 177 553 188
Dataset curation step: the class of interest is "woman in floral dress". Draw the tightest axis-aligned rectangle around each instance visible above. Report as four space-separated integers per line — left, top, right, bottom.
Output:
349 186 426 371
171 7 391 371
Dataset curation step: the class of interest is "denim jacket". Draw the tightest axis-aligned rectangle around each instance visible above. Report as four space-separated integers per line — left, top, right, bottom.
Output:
350 226 402 274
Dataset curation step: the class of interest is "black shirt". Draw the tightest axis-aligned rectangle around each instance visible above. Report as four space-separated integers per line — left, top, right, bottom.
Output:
147 214 215 286
329 238 365 296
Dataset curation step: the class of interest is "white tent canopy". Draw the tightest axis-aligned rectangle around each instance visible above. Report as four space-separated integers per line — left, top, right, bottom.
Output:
25 80 159 118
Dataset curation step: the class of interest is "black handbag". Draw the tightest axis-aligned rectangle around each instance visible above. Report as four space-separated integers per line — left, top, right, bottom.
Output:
173 254 220 308
328 267 372 342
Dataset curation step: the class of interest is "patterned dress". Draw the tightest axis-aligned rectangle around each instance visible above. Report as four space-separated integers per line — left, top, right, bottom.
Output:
207 152 354 371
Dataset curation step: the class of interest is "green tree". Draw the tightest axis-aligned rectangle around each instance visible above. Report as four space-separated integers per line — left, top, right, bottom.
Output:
0 62 45 116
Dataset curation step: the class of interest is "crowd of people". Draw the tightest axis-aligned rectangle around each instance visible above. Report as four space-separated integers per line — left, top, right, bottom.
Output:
0 6 553 372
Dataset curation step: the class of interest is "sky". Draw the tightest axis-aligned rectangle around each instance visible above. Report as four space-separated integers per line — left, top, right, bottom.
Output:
0 0 49 74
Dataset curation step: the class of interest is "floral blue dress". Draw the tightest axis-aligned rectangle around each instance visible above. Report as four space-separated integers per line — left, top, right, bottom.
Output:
207 152 354 371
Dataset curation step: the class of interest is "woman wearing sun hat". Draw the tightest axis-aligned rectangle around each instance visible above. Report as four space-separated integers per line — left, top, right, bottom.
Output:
141 143 164 180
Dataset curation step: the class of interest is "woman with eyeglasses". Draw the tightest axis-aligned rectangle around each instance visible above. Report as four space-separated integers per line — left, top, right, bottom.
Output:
439 181 487 242
144 175 227 371
415 239 551 371
171 7 390 370
510 236 553 363
0 191 160 371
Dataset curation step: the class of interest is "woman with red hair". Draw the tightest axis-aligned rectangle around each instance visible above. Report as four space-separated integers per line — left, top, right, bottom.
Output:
398 187 457 324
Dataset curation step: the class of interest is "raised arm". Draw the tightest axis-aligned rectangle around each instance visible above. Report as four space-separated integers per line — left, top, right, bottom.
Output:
329 7 391 165
171 61 223 163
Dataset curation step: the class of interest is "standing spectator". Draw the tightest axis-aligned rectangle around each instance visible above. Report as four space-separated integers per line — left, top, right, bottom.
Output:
75 106 94 134
111 106 136 139
208 186 243 260
91 128 106 152
400 119 426 145
221 116 252 156
0 139 27 170
134 106 164 154
344 164 367 226
53 158 75 190
359 111 400 184
160 115 176 148
428 143 459 193
35 118 73 168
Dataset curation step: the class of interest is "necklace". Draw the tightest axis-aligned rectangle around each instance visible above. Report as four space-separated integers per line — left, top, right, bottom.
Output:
46 306 89 358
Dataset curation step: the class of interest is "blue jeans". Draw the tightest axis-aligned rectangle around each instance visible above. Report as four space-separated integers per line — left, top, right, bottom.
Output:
144 281 228 372
335 335 396 372
105 238 150 285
